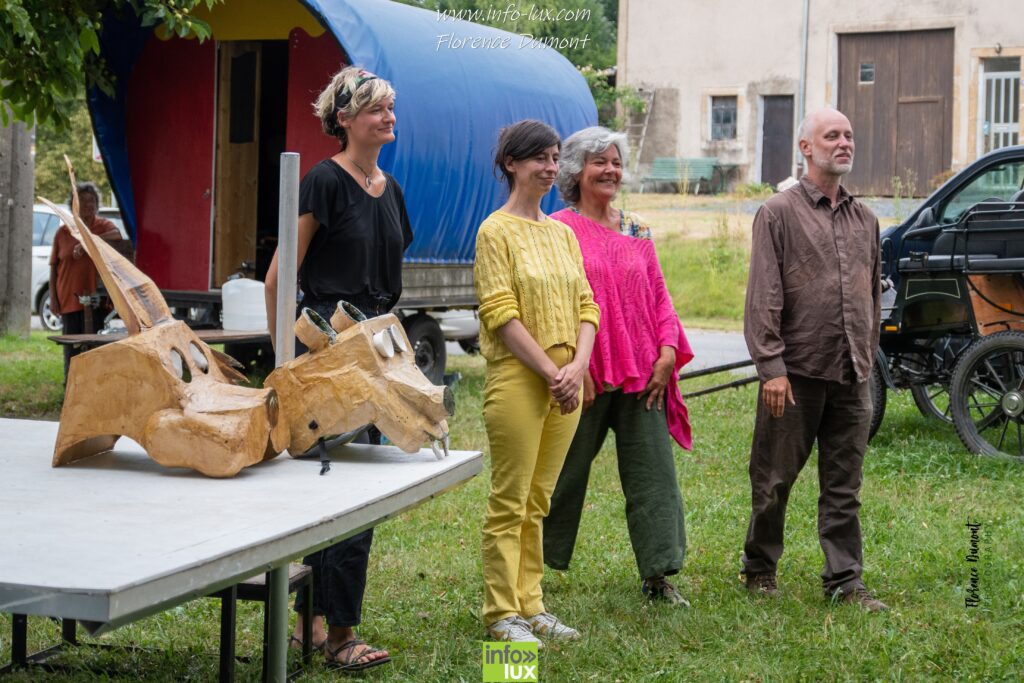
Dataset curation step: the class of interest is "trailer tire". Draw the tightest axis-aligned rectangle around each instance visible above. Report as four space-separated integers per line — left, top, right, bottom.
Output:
403 314 446 385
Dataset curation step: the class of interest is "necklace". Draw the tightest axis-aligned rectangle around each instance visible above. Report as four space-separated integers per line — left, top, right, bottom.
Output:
345 154 377 188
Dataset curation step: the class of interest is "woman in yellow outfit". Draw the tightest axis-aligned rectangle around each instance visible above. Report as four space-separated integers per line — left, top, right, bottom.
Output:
474 119 600 646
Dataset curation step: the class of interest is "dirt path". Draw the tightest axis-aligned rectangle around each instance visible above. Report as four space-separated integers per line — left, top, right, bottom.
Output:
619 193 756 240
620 192 901 240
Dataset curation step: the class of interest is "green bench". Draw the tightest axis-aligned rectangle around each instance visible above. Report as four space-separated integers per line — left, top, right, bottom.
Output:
640 157 718 193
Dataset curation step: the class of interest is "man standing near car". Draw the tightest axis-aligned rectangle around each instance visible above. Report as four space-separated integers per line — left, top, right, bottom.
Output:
740 107 886 611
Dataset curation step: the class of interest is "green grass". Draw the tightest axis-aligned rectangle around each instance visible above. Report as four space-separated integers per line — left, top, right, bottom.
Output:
0 331 64 419
659 216 750 331
2 355 1022 680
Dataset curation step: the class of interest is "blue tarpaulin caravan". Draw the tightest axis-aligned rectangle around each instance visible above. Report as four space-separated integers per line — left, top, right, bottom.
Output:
88 0 597 297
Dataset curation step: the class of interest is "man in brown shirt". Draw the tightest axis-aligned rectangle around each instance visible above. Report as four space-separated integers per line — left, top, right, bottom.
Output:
740 107 886 611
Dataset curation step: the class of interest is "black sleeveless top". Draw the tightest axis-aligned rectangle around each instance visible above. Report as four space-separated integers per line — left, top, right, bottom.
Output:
298 158 413 307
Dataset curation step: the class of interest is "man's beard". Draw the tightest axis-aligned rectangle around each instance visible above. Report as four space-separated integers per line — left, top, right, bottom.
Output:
812 148 853 175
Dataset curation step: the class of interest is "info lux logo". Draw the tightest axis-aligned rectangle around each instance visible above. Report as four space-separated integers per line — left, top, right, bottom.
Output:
482 642 539 682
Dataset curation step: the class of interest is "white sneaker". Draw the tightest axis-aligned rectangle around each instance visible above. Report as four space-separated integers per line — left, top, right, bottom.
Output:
525 611 581 640
487 616 543 647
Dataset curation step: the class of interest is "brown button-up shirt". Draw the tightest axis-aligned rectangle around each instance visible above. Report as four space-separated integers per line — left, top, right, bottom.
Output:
744 176 880 384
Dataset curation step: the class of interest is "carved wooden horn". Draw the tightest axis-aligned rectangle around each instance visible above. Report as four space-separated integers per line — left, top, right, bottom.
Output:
294 308 336 352
330 300 366 333
38 156 173 335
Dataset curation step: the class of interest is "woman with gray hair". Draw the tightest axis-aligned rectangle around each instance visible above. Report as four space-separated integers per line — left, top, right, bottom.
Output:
544 126 695 605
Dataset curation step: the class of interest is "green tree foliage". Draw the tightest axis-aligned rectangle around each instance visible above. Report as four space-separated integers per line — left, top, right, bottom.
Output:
580 65 645 131
33 90 112 203
399 0 616 69
0 0 219 131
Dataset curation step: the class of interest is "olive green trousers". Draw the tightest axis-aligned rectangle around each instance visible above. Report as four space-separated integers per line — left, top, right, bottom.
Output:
543 389 686 580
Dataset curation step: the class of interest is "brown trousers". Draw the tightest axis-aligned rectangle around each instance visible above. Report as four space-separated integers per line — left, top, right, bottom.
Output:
741 373 871 595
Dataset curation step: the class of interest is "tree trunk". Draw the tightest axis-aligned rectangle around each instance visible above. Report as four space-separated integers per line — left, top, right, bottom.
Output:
0 116 34 338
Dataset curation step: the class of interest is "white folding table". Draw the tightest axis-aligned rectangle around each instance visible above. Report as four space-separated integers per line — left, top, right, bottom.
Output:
0 418 482 679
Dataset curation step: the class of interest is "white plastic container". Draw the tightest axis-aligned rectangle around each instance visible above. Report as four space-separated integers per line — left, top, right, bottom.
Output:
221 278 267 331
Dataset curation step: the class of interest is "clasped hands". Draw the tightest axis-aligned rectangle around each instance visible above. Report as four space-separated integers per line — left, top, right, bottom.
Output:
547 359 586 415
550 347 678 415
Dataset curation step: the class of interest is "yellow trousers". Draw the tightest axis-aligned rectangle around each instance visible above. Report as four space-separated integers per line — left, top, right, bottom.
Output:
482 345 581 624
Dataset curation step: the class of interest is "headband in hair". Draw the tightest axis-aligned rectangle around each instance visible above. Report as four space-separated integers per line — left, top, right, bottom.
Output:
334 71 380 112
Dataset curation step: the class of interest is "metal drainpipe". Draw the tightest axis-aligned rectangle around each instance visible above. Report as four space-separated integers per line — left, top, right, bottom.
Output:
796 0 810 177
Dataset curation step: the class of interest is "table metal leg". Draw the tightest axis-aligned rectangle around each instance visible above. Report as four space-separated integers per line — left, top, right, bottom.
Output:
219 584 237 682
11 614 27 667
266 565 288 682
61 618 77 645
300 579 312 666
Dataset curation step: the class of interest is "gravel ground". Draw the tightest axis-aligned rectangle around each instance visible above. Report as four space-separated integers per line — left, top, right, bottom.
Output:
681 195 903 221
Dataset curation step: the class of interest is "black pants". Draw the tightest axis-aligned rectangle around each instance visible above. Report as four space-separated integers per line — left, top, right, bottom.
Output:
60 308 101 381
293 427 376 626
291 293 391 627
740 374 871 595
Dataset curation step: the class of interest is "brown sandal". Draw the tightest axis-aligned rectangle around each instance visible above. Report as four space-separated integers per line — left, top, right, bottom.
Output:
289 634 326 652
325 638 392 672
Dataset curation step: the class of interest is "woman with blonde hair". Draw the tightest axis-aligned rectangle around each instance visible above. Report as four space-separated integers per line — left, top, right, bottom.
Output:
474 119 600 645
265 65 410 672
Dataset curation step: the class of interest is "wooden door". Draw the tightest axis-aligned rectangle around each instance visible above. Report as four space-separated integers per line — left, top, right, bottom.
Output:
838 30 953 196
127 35 215 291
213 41 261 287
761 95 794 186
894 30 953 194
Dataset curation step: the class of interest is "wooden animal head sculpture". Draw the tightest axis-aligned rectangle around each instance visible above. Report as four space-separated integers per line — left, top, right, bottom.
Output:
265 302 454 458
44 159 288 477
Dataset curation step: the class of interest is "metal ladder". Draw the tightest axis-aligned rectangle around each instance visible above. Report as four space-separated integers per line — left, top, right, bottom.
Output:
625 88 655 174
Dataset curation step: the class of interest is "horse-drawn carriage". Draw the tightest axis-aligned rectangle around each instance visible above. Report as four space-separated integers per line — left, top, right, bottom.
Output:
871 145 1024 459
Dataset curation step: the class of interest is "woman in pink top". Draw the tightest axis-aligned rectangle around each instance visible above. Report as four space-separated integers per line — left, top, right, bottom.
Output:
543 126 694 605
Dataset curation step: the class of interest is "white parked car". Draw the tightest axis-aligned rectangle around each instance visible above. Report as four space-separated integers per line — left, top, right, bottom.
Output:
432 309 480 354
31 204 127 331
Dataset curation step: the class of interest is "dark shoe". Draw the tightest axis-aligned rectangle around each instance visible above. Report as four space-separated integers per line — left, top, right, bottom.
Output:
744 572 779 598
836 585 888 612
642 576 690 607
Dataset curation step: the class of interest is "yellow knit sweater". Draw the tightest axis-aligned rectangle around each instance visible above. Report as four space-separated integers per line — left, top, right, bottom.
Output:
473 210 601 362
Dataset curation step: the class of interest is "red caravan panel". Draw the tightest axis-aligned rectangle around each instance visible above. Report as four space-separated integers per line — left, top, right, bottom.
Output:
126 36 214 291
286 28 348 177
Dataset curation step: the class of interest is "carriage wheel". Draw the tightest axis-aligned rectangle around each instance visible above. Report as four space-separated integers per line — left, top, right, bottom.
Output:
908 335 970 423
868 360 886 442
949 331 1024 460
911 383 953 423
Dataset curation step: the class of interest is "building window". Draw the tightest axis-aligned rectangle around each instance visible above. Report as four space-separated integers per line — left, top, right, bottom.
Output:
859 63 875 83
711 96 737 140
981 56 1021 153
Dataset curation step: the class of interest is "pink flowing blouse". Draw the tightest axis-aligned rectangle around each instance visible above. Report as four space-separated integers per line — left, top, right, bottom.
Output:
552 208 693 449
